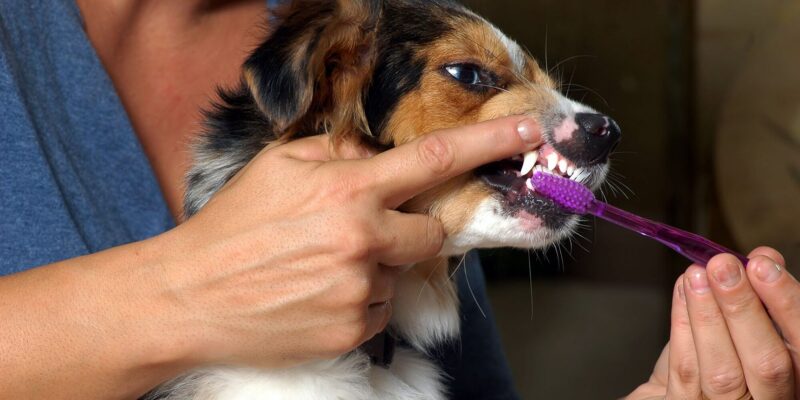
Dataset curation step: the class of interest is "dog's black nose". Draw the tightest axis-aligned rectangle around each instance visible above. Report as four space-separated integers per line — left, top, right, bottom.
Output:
574 112 621 164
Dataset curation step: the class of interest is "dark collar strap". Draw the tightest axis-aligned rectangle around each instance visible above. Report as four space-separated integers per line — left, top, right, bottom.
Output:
360 331 396 368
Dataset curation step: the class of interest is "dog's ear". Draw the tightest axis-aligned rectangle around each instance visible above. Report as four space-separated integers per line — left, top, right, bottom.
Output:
243 0 380 141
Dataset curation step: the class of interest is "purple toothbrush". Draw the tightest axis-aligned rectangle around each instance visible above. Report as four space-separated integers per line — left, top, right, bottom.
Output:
531 171 748 267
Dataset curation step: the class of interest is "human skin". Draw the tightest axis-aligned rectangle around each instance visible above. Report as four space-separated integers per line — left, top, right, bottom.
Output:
0 117 543 399
77 0 271 217
626 247 799 400
1 1 548 398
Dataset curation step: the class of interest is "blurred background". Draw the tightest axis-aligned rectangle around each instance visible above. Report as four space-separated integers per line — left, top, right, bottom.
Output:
459 0 800 398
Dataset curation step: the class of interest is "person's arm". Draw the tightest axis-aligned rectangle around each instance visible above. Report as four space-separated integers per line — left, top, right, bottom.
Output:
626 247 799 399
0 116 541 399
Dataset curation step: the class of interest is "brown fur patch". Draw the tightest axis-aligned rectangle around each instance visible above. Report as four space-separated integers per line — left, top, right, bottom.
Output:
382 19 556 234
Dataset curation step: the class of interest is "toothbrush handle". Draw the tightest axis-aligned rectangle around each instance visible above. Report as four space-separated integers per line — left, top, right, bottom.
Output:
590 201 749 267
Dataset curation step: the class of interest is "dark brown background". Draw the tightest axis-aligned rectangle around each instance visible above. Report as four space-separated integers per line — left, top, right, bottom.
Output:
459 0 799 398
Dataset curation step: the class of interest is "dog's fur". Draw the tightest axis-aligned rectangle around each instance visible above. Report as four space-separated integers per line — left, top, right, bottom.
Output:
144 1 619 399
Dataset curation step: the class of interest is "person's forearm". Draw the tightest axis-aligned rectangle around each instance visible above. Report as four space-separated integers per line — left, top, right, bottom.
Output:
0 233 194 400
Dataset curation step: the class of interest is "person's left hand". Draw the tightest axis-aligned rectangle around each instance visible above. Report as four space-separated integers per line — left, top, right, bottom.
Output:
626 247 800 399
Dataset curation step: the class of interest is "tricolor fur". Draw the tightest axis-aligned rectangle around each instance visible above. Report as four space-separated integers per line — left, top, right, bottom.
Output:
148 0 621 399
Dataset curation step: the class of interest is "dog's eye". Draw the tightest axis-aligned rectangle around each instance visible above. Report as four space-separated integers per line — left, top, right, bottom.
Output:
445 64 483 85
442 63 500 92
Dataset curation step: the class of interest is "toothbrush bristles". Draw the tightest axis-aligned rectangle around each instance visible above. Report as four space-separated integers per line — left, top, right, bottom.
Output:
531 171 595 214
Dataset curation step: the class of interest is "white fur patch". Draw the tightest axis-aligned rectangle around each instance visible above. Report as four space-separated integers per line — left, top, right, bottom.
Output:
370 348 448 400
389 271 460 351
491 25 526 74
441 198 579 256
550 88 597 116
143 349 446 400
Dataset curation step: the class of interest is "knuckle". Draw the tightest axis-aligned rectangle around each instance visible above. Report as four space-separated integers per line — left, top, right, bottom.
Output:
771 291 799 315
416 135 455 175
319 172 367 203
704 368 745 395
344 275 372 306
675 360 699 385
754 350 793 385
337 223 375 262
423 218 445 254
693 307 723 327
720 294 756 321
672 316 692 332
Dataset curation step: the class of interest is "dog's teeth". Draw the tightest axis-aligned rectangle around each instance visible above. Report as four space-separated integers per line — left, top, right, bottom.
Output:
520 150 538 176
525 177 534 190
572 168 582 182
546 153 558 171
534 165 544 173
574 169 589 183
567 165 575 176
557 159 568 174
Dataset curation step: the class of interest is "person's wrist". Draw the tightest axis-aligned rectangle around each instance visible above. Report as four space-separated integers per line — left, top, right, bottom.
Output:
82 230 205 394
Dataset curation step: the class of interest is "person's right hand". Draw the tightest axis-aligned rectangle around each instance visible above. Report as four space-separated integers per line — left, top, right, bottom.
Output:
626 247 799 400
147 116 542 370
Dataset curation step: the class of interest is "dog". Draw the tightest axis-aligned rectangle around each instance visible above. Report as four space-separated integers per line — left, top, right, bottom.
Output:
144 0 621 398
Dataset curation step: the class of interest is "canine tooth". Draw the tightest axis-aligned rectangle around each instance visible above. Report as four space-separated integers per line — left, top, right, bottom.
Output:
558 159 568 174
567 165 575 176
525 177 534 190
546 153 558 170
520 150 538 176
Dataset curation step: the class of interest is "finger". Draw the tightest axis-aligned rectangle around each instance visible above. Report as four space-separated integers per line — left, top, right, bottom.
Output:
706 254 794 399
368 266 399 304
363 301 392 342
275 134 375 162
683 266 748 399
747 246 786 268
667 277 703 399
375 211 445 266
746 254 800 397
363 116 542 208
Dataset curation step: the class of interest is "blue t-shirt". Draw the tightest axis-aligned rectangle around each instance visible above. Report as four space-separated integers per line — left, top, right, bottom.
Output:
0 1 518 398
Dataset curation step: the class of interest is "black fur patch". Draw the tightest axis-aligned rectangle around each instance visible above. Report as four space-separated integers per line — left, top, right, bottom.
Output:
365 0 476 140
203 86 275 152
183 0 480 217
244 1 337 129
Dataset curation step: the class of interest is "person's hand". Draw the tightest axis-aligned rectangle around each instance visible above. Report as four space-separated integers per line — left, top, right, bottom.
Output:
626 247 799 399
143 116 541 370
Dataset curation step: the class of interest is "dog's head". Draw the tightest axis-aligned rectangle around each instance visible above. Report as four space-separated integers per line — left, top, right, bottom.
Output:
245 0 620 255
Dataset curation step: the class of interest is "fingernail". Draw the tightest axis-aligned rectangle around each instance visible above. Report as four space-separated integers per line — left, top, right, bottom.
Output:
689 269 710 294
712 262 741 288
755 261 782 283
677 282 686 303
517 118 540 144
